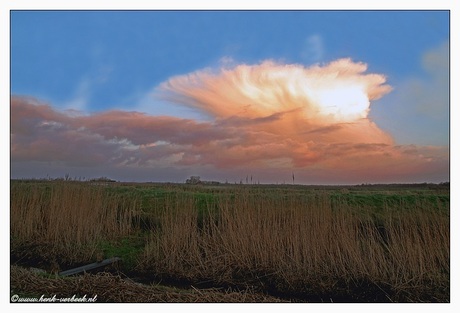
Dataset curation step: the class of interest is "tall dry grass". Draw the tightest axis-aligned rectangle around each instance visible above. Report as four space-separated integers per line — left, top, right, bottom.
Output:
10 182 449 301
140 189 449 301
10 181 139 264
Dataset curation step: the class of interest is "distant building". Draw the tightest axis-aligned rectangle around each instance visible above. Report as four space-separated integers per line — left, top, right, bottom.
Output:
89 177 116 183
202 180 220 185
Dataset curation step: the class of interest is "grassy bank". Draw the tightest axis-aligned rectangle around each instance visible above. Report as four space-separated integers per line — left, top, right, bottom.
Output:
10 180 450 302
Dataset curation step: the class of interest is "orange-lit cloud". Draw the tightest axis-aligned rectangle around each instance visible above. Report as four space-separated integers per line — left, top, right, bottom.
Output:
10 58 448 183
158 58 392 123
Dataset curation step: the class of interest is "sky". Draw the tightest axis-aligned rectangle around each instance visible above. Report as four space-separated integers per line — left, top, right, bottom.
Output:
9 9 450 184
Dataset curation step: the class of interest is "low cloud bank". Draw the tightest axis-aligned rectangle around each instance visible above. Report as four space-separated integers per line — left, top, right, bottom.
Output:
11 58 448 183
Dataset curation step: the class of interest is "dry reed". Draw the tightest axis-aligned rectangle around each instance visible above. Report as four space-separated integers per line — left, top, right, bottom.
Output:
11 181 139 264
10 182 449 301
10 265 285 302
140 189 449 301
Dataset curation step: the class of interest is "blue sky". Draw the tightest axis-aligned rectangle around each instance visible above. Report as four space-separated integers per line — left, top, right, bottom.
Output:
11 11 449 144
10 10 450 183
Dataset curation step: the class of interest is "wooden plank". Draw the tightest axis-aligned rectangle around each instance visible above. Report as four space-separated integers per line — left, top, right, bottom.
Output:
58 257 121 276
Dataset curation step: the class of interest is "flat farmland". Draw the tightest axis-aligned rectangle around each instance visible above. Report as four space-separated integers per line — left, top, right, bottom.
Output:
10 180 450 302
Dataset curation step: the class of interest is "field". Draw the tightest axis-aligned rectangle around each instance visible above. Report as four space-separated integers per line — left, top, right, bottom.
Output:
10 180 450 302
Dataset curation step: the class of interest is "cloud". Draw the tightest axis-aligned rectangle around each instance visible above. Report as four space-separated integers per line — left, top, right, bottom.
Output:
301 34 324 63
60 65 114 112
157 58 392 123
397 41 449 121
417 41 449 118
61 77 92 111
10 58 448 183
369 41 449 146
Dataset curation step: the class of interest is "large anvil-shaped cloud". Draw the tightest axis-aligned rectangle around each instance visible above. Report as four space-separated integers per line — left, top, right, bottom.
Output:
158 58 392 122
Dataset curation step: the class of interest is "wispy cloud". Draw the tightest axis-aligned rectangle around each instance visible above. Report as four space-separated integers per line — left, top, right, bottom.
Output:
370 41 449 146
417 41 449 118
301 34 324 63
62 77 91 111
61 65 114 112
11 58 448 183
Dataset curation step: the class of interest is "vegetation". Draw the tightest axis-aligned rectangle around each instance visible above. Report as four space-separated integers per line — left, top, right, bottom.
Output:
11 265 284 302
10 180 449 302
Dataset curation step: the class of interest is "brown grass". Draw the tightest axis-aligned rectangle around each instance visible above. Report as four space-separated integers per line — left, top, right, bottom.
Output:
139 189 449 302
10 181 449 302
10 181 139 264
10 265 284 302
